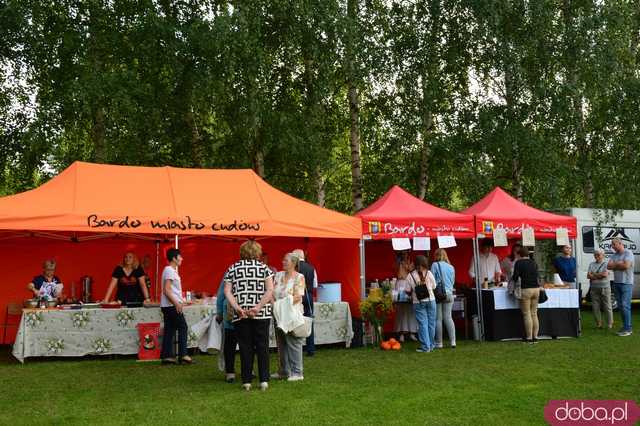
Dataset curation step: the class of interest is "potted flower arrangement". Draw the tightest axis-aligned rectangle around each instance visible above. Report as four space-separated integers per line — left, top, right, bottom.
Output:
359 287 393 345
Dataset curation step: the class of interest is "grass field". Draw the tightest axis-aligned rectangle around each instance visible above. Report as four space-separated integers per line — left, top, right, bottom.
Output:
1 309 638 425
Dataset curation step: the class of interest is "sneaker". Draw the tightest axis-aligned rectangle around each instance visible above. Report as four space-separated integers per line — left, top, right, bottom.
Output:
450 345 456 349
434 343 443 349
270 372 287 380
287 375 304 382
259 382 269 391
241 383 251 391
409 334 418 341
398 334 405 343
416 348 426 353
225 373 236 383
532 338 539 344
617 330 632 337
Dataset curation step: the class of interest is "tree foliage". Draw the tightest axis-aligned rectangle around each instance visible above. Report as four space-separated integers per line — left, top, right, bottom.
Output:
1 0 639 211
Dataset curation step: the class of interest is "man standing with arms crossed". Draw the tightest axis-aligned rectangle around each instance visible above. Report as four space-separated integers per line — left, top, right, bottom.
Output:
293 249 317 356
608 238 634 336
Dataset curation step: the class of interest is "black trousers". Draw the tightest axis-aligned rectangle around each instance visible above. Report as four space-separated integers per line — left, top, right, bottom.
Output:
223 328 238 374
161 306 188 359
234 318 270 384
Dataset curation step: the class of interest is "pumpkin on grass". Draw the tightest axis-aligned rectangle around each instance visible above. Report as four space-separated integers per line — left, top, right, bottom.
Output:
380 341 391 350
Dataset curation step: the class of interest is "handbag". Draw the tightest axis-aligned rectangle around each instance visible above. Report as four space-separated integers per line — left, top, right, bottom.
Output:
411 273 430 301
508 277 522 300
292 316 313 338
292 284 313 338
538 289 548 303
433 262 448 303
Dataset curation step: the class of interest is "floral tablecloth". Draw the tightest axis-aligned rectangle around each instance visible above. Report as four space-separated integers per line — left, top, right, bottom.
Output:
12 302 353 362
12 305 217 363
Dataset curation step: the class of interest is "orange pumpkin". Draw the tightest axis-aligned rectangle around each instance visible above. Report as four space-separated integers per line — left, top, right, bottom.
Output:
391 342 401 350
381 341 391 350
388 338 397 345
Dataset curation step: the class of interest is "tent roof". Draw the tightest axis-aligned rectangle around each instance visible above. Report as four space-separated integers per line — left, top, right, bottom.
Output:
0 161 361 239
356 186 474 239
463 187 576 238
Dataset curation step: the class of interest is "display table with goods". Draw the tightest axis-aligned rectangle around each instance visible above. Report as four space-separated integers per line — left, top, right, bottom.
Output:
12 301 353 362
481 287 580 341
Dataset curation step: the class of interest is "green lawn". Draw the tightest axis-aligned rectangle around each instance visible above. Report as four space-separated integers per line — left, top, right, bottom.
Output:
1 310 638 426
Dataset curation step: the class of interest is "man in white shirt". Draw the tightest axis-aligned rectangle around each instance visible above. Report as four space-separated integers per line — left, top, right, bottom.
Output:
469 239 502 283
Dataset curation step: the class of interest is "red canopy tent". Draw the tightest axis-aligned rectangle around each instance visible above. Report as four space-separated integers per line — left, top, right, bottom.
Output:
358 185 475 240
463 187 576 238
462 187 578 340
356 186 476 291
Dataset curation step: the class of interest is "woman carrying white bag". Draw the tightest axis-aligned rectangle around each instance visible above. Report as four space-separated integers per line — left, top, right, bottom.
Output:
271 253 308 382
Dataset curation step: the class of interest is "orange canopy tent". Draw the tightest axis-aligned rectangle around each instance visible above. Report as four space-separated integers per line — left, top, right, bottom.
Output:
0 161 361 238
0 162 362 343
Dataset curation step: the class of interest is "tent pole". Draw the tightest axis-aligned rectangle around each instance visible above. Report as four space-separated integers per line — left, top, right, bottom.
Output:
571 237 582 336
174 235 179 273
359 239 366 299
155 241 160 301
472 237 485 341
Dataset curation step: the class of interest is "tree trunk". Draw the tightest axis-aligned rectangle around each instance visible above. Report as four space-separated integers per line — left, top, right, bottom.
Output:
184 107 204 168
503 45 523 201
91 107 106 163
562 0 592 207
314 165 326 207
346 0 363 212
251 124 265 178
348 82 363 211
417 109 432 201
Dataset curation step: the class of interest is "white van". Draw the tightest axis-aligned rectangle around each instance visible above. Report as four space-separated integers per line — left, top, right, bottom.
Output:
571 208 640 302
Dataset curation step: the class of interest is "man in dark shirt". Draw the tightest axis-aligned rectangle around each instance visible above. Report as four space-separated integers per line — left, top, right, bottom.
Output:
293 249 317 356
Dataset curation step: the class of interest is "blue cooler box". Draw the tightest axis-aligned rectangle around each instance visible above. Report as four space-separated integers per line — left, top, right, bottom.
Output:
317 282 342 303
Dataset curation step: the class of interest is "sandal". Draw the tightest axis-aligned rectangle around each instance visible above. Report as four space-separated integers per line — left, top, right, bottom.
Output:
180 356 195 365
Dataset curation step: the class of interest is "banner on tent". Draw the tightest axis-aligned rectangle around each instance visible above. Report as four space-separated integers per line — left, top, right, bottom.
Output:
87 214 261 233
363 220 472 240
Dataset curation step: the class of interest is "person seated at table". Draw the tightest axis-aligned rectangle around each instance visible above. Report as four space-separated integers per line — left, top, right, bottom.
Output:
469 239 502 284
553 245 577 288
501 243 522 283
393 260 418 342
103 252 151 306
27 259 63 300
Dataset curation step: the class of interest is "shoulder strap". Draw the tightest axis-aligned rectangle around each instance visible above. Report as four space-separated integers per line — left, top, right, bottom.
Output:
436 262 444 285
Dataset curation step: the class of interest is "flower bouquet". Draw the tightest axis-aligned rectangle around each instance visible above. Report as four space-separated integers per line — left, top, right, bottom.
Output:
359 287 393 345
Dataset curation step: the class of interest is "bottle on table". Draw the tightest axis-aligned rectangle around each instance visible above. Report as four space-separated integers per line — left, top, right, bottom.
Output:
482 278 489 289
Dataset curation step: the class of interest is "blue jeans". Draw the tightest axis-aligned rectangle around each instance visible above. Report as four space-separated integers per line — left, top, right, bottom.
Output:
612 283 633 331
413 300 437 351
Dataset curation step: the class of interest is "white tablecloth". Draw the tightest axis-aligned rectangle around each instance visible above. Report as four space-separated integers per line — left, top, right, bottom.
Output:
12 305 218 363
485 288 580 310
12 302 353 362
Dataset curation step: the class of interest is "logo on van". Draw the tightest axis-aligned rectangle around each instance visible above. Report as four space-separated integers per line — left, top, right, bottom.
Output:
599 229 637 252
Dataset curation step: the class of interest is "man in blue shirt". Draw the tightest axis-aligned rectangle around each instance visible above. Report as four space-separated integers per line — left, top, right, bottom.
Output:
607 238 634 336
553 245 577 288
216 280 237 382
